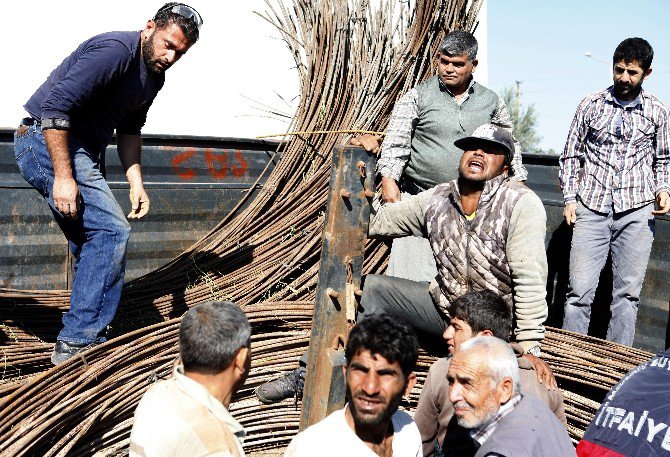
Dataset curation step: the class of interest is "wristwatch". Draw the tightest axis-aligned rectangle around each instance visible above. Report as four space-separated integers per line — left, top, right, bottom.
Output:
41 117 71 131
526 344 541 356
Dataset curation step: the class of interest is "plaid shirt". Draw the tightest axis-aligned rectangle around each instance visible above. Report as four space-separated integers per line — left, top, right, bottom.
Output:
469 394 523 447
559 86 670 213
376 79 528 182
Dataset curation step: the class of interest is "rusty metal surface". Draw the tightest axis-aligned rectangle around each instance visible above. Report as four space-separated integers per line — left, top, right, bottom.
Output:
0 129 280 291
300 145 376 429
523 153 670 353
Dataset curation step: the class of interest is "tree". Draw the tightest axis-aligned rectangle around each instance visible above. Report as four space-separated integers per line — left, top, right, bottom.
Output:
501 82 548 154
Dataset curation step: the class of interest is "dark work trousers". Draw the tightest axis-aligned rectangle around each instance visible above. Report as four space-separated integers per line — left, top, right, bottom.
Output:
300 273 449 365
360 274 449 354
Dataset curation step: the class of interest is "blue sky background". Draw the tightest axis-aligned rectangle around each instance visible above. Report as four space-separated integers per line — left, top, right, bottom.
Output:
488 0 670 153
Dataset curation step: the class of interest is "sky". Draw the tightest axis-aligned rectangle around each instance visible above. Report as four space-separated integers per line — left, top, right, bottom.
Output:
0 1 299 138
488 0 670 153
2 1 668 145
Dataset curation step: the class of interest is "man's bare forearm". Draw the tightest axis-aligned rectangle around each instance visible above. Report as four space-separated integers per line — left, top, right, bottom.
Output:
117 133 150 218
43 129 73 178
43 128 80 218
117 133 143 187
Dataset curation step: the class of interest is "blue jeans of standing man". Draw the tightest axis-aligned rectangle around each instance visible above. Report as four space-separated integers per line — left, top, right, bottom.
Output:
563 201 654 346
14 123 130 345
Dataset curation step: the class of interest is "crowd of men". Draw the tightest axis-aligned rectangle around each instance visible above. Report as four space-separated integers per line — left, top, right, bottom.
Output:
12 1 670 456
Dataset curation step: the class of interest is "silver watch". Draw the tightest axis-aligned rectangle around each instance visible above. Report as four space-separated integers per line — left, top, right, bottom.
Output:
526 344 541 356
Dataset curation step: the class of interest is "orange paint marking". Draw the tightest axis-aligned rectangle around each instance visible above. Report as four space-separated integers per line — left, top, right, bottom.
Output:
232 150 249 177
205 149 230 179
172 148 196 180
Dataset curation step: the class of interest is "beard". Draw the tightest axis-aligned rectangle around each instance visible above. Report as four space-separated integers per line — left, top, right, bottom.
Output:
613 78 643 100
458 164 488 184
453 394 500 429
346 385 404 427
458 165 488 192
142 32 164 74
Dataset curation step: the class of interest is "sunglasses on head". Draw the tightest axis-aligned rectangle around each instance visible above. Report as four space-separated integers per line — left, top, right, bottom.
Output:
156 3 203 30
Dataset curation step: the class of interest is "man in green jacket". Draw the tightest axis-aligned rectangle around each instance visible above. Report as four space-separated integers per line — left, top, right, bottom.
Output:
353 30 527 283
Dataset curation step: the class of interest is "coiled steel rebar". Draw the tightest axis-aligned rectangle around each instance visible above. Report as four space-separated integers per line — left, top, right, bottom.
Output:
0 0 652 455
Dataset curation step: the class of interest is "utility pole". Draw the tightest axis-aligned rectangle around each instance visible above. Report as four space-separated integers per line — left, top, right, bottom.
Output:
515 80 522 118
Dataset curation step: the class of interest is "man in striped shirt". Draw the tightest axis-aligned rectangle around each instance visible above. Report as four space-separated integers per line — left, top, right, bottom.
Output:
559 37 670 346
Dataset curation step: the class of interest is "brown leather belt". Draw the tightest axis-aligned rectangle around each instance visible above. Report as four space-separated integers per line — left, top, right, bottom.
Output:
16 118 37 137
15 125 29 137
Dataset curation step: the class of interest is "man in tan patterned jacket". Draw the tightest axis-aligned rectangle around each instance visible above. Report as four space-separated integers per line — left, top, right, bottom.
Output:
364 124 548 356
254 124 550 405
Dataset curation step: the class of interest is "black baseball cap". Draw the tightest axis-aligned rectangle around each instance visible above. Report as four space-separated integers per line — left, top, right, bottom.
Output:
454 124 515 157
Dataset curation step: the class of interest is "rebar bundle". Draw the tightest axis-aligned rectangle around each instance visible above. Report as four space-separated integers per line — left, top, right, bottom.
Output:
0 0 654 455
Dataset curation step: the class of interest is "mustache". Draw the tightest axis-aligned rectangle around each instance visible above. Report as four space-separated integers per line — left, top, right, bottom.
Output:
453 400 472 411
353 393 386 403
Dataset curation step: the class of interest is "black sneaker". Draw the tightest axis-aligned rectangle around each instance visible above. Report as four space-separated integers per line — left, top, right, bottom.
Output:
50 340 97 365
255 366 306 404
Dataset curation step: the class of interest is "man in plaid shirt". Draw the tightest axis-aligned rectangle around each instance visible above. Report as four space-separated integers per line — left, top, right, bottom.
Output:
559 37 670 346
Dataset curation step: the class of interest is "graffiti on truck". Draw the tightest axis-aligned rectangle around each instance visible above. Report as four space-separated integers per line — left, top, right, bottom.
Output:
169 147 249 180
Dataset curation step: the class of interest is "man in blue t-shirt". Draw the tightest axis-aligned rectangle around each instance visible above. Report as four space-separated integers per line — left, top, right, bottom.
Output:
13 3 203 364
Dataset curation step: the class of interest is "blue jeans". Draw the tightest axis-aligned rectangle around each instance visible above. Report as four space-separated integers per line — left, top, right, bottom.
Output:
14 124 130 345
563 201 654 346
